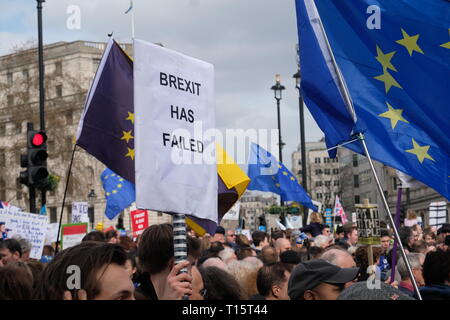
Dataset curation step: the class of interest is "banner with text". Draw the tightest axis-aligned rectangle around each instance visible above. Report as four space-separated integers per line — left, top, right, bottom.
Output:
0 208 48 259
130 209 149 238
134 39 217 221
61 223 88 250
71 202 89 224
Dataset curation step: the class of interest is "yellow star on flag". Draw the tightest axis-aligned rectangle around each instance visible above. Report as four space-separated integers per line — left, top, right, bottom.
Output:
441 29 450 49
290 176 296 181
121 130 134 143
117 184 122 188
271 176 276 180
112 190 118 194
396 29 424 56
278 164 282 169
406 139 435 163
275 183 281 188
379 102 409 129
125 112 134 124
125 147 135 160
283 171 288 176
374 70 402 93
375 45 397 72
106 192 110 196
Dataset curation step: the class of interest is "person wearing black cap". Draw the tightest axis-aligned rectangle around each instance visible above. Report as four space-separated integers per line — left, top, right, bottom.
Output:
288 259 359 300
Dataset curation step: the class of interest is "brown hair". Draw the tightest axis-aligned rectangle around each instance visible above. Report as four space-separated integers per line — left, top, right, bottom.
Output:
34 242 126 300
260 245 279 265
235 234 251 247
0 261 33 300
138 224 174 274
236 247 254 260
119 235 136 252
310 212 323 224
407 209 417 220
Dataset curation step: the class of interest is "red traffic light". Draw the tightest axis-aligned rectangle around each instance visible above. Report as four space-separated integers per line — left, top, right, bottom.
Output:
31 132 47 147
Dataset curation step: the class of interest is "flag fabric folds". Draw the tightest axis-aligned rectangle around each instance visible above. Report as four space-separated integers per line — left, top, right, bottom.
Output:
76 38 135 183
247 143 317 211
101 168 136 220
333 195 347 224
295 0 450 201
125 0 133 14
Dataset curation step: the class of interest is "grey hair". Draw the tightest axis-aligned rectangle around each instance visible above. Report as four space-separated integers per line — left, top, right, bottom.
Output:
218 247 236 264
397 253 425 280
313 235 331 248
321 248 352 266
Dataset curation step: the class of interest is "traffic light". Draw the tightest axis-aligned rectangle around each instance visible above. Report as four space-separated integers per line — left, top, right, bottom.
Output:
19 128 49 188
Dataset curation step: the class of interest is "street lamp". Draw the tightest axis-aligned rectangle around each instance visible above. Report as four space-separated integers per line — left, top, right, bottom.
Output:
87 189 97 229
293 45 309 227
271 74 286 223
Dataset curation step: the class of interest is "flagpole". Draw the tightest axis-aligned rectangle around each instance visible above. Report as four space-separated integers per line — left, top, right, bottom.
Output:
390 185 403 283
173 212 189 300
55 144 77 254
312 3 422 299
131 5 135 39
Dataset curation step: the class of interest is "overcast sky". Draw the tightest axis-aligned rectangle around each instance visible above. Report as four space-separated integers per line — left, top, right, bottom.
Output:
0 0 324 171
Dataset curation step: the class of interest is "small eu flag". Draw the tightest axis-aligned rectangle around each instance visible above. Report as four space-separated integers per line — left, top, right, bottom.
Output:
247 143 317 211
101 168 135 220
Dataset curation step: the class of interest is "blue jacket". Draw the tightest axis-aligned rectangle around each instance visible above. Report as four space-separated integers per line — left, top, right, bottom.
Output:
301 223 325 237
420 284 450 300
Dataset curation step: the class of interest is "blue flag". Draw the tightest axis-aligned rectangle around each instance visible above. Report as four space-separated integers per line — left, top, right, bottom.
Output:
296 0 450 201
247 143 317 211
101 168 135 220
76 38 134 183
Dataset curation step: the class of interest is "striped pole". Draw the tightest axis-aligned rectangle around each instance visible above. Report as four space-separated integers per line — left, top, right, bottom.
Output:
173 213 189 300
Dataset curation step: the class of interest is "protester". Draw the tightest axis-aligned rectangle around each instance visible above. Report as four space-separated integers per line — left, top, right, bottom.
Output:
420 248 450 300
380 229 392 255
280 250 301 271
270 230 286 246
354 246 382 282
120 235 137 252
411 223 423 242
235 234 251 248
288 259 359 300
399 226 414 253
313 234 333 249
201 257 228 272
0 261 34 300
228 258 262 299
322 226 331 237
199 266 245 300
423 227 437 247
260 245 279 265
404 209 419 227
411 240 430 254
135 223 193 300
27 260 44 290
82 230 106 242
256 262 291 300
274 237 291 256
189 265 206 300
252 230 269 254
226 229 237 244
337 281 414 300
35 241 135 300
212 226 226 243
0 238 22 265
105 229 120 244
336 226 358 249
14 236 31 262
397 253 425 297
218 246 237 265
309 246 325 260
334 225 345 241
236 247 256 260
125 252 137 279
300 212 326 237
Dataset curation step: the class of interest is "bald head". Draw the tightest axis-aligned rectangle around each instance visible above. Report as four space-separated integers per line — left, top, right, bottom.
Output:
321 248 356 268
274 238 291 255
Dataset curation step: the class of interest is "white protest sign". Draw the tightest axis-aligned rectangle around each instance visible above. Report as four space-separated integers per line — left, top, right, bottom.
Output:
134 39 217 222
429 201 447 228
45 223 60 245
71 202 89 223
288 215 303 229
0 208 48 260
222 201 240 221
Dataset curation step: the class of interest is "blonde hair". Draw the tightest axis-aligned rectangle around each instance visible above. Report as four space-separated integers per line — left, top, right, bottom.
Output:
407 209 417 220
310 212 323 224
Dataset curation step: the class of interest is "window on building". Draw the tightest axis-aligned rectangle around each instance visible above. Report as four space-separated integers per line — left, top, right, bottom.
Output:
93 58 101 73
315 181 322 187
50 207 57 223
7 95 14 107
324 169 331 175
355 195 360 204
323 157 330 163
15 122 22 134
65 111 73 125
56 85 62 97
22 69 29 82
66 205 72 223
315 169 322 175
0 124 5 136
316 193 323 199
297 170 302 175
352 154 358 167
314 157 321 164
332 169 339 174
333 157 339 163
325 180 331 187
7 72 13 86
0 149 5 167
334 180 340 186
325 192 331 199
55 61 62 75
354 175 359 188
298 160 302 165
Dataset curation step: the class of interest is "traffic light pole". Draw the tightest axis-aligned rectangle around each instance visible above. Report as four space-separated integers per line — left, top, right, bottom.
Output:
37 0 46 213
26 123 37 213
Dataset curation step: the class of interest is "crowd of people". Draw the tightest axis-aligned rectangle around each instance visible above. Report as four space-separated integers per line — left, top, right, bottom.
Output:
1 210 450 300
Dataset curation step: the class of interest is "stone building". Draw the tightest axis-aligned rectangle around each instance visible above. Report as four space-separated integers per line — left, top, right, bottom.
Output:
0 40 171 231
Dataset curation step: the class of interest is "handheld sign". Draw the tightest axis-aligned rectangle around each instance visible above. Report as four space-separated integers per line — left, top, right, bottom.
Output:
130 209 149 238
355 200 381 245
0 208 48 260
71 202 89 224
61 223 88 250
134 39 217 222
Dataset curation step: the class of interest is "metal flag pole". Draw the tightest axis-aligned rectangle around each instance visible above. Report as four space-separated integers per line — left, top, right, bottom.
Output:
390 184 403 283
311 3 422 299
173 213 189 300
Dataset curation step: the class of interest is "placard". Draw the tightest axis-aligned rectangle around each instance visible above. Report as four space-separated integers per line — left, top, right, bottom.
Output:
130 209 149 238
71 202 89 223
134 39 217 222
0 208 48 259
355 204 381 245
61 223 88 250
324 208 333 227
429 201 447 229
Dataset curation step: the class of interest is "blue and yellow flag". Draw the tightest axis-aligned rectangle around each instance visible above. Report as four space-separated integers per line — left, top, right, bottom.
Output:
296 0 450 200
247 143 317 211
101 168 135 220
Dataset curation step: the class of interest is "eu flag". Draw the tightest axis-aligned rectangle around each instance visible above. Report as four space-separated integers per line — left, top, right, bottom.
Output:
296 0 450 201
101 168 135 220
247 143 317 211
76 38 134 183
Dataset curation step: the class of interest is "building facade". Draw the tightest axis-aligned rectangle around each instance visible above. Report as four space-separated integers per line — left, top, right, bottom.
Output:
0 40 171 231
